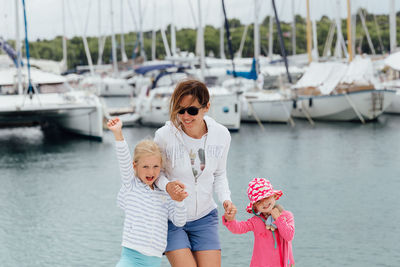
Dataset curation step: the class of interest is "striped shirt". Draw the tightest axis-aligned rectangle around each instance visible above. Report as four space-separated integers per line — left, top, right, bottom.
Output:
115 140 186 258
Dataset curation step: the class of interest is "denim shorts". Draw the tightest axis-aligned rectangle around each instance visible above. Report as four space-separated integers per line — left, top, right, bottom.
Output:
116 247 161 267
165 209 220 252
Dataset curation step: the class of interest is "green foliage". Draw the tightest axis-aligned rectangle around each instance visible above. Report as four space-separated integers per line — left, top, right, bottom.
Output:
13 10 400 70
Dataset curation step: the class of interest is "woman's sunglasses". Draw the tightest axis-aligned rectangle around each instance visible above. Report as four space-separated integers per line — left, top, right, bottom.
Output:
178 106 203 116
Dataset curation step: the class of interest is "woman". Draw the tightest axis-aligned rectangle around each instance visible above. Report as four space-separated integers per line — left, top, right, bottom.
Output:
154 79 235 267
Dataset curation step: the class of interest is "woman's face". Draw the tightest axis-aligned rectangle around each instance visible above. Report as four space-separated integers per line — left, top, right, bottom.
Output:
177 95 209 131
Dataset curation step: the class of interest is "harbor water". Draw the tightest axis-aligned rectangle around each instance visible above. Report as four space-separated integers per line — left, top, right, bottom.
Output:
1 115 400 267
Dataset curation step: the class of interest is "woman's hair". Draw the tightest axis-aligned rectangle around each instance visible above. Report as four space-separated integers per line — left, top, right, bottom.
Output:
133 139 163 166
169 79 210 128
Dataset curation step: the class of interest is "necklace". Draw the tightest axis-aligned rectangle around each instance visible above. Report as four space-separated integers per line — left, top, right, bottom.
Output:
252 207 278 249
181 128 208 184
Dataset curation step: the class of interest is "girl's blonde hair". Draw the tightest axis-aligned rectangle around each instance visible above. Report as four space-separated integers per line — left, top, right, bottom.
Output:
133 139 163 166
169 79 210 128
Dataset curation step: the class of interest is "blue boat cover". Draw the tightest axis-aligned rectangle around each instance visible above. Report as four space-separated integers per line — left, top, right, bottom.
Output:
0 37 24 67
135 64 177 75
226 57 257 80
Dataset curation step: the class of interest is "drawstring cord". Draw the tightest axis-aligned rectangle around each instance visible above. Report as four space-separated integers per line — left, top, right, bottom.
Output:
252 207 277 249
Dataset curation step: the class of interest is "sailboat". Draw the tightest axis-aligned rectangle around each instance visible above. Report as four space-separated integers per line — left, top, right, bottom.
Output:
223 58 293 123
0 65 103 140
380 51 400 114
290 0 395 123
0 0 103 140
291 57 395 122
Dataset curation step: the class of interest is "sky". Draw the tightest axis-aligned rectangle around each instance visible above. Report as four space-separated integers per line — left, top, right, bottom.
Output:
0 0 397 41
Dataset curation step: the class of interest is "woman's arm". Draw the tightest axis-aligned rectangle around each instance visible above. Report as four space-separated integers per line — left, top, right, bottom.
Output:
213 133 232 205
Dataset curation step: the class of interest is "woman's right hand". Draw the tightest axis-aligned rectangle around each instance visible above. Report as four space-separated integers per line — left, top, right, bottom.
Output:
224 206 237 222
166 180 188 202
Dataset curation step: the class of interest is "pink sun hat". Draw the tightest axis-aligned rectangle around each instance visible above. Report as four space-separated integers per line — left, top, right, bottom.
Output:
246 178 283 213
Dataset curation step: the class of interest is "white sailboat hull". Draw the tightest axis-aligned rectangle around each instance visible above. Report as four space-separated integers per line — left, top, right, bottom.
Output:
291 90 396 121
80 76 134 96
208 90 241 131
240 93 293 123
383 89 400 114
0 92 103 140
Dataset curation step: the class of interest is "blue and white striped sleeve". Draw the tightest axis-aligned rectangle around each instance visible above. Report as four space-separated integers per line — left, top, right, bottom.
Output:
167 199 186 227
115 140 135 189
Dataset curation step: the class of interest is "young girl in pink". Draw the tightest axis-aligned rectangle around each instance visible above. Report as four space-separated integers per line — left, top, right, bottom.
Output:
222 178 295 267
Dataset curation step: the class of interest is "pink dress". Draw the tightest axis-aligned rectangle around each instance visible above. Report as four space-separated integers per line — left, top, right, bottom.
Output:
222 210 295 267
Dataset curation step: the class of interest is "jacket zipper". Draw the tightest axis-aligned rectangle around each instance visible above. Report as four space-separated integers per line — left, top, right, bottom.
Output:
175 126 208 219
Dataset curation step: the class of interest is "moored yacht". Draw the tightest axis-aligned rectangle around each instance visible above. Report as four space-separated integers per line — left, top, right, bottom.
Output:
0 67 103 140
291 57 396 122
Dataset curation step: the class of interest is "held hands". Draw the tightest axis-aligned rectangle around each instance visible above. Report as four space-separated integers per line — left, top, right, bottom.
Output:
107 117 124 141
223 200 237 222
166 180 188 202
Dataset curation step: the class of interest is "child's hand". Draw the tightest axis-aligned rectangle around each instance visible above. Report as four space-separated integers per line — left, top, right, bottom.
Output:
107 118 124 141
224 205 237 222
107 117 122 132
270 207 281 220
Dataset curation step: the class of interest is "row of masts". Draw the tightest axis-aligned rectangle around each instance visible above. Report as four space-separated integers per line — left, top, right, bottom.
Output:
13 0 399 82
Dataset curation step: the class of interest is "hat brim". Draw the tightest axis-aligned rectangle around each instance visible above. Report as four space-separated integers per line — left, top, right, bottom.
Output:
246 190 283 213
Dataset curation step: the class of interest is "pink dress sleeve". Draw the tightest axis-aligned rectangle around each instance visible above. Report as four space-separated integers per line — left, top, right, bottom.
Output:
222 215 256 234
274 210 295 242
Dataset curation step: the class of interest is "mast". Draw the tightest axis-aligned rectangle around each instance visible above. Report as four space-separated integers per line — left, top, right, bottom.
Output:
220 6 226 59
110 0 118 76
390 0 397 53
15 0 22 94
351 13 356 56
334 0 348 58
120 0 128 62
222 0 235 75
291 0 296 55
138 0 146 59
170 0 176 56
197 0 205 80
97 0 103 65
346 0 353 61
161 28 172 58
272 0 292 83
151 1 156 61
82 1 95 76
268 3 273 59
306 0 312 63
253 0 260 73
312 19 319 60
61 0 67 72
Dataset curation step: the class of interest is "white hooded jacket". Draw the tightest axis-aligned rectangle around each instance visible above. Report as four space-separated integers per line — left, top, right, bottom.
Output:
154 116 232 222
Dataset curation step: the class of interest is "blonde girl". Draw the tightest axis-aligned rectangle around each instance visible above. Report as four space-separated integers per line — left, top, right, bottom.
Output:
107 117 187 267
